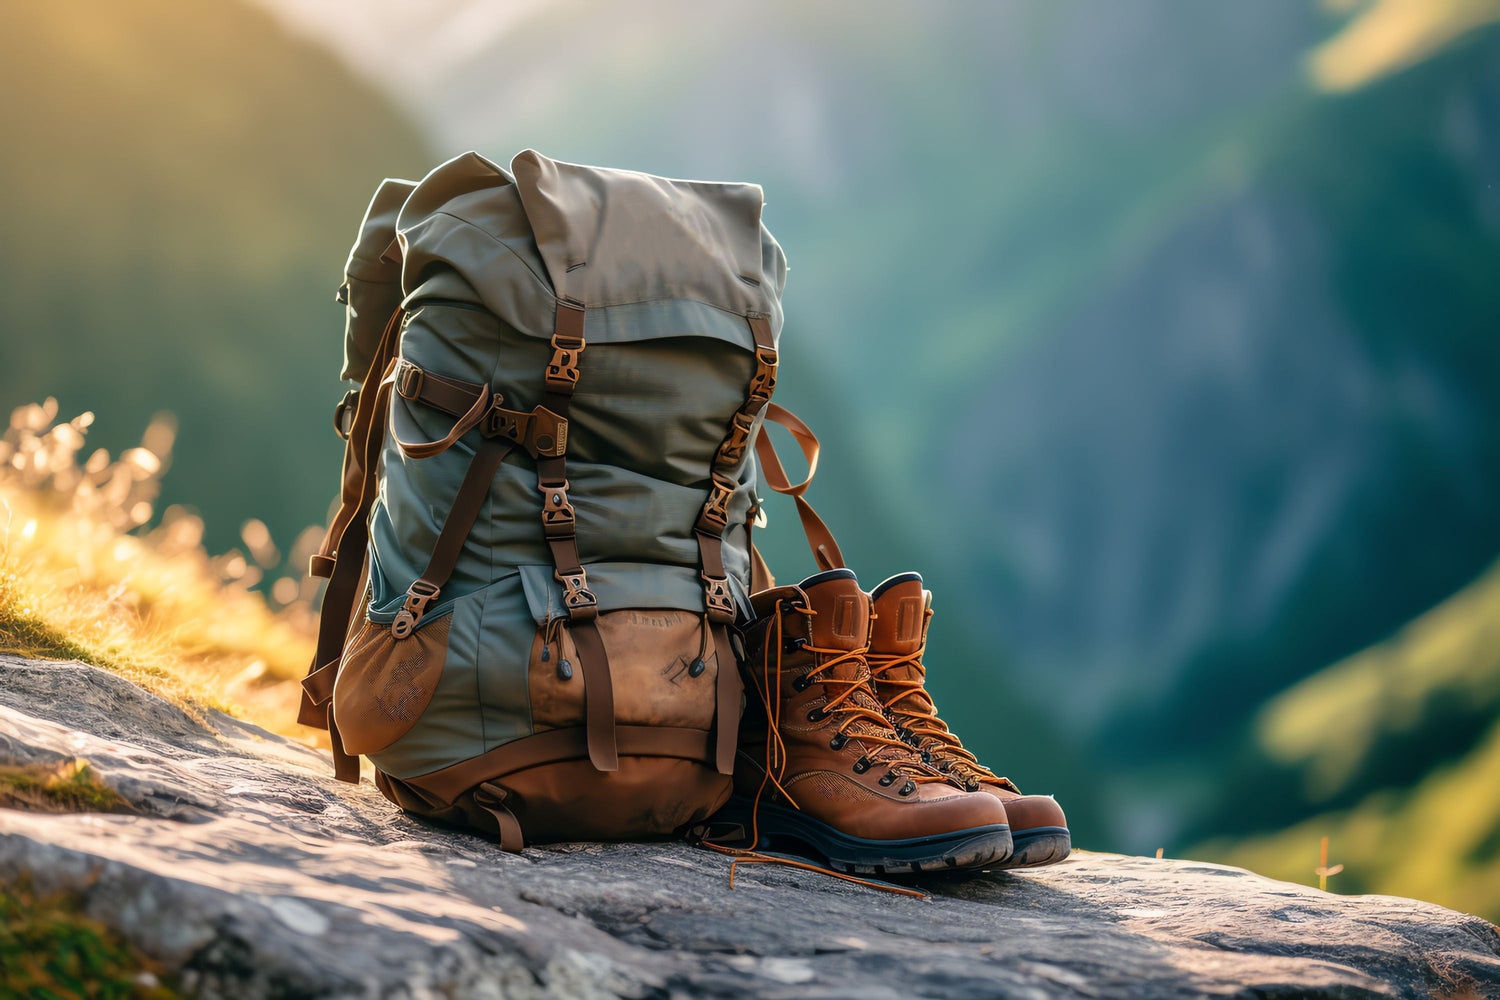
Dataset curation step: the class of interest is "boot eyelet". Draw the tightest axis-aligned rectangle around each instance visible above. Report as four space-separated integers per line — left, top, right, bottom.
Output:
851 756 871 774
898 780 916 796
793 675 811 692
828 733 847 750
783 636 807 652
878 771 897 786
806 707 825 723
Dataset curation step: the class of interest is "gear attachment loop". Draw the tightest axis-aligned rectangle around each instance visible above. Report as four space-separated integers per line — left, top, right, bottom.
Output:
391 579 441 639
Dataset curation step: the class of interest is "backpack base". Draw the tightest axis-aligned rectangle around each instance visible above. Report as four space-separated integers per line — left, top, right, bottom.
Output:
373 725 731 850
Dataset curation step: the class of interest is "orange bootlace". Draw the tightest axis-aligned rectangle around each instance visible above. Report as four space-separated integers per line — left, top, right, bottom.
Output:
866 615 1016 792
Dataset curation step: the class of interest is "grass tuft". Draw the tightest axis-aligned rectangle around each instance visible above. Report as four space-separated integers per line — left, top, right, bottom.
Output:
0 759 130 814
0 398 321 739
0 875 181 999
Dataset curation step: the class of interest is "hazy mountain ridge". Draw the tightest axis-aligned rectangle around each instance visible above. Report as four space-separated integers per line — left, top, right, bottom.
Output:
0 0 431 554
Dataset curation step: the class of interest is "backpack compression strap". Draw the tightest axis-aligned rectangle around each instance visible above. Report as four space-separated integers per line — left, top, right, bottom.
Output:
534 300 619 772
692 314 777 772
299 307 406 782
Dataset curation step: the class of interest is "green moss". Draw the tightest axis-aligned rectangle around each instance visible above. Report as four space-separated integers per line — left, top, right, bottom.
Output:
0 876 180 999
0 762 129 815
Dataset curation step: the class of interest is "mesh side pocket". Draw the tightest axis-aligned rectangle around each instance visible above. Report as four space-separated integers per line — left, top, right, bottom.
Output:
334 616 452 756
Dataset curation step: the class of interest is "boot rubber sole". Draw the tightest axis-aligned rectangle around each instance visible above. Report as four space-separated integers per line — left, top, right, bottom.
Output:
996 825 1072 869
709 796 1013 875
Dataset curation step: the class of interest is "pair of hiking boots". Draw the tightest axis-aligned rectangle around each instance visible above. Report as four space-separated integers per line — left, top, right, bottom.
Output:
713 568 1070 874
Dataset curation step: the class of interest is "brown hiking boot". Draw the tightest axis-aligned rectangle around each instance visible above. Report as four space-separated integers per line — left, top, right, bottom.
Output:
867 572 1071 868
716 569 1013 874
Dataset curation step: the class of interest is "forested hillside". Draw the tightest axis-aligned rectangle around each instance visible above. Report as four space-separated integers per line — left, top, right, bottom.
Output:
0 0 431 558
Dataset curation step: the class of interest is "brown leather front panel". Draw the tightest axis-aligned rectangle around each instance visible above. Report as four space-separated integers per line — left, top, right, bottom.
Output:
376 756 731 846
333 615 451 756
528 608 721 732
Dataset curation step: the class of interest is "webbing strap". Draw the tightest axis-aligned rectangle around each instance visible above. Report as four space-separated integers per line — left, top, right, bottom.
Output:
753 402 847 573
388 435 516 639
693 315 779 622
537 300 618 772
299 308 406 782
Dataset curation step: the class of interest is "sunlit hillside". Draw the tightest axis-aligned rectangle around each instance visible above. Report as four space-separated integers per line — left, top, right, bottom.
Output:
1196 559 1500 921
0 401 313 737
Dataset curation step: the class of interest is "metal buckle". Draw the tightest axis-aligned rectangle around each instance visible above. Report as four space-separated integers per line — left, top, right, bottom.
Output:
539 480 577 538
701 572 736 624
545 335 584 391
332 389 358 441
396 360 424 400
555 568 598 619
391 580 441 639
714 411 755 469
696 473 736 534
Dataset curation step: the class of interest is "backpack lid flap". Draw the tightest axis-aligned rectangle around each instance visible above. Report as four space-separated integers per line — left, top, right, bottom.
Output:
511 150 772 316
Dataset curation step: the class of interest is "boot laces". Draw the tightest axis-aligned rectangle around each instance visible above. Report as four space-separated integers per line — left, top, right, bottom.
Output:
695 599 934 900
866 617 1018 793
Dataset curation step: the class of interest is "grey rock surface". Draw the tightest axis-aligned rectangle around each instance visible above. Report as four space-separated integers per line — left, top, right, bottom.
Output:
1 654 1497 1000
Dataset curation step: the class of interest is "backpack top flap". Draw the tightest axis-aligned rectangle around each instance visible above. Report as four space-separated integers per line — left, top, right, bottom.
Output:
393 151 787 347
510 149 773 315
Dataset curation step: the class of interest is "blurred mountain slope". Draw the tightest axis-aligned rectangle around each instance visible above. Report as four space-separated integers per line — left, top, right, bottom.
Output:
0 0 431 552
1195 557 1500 920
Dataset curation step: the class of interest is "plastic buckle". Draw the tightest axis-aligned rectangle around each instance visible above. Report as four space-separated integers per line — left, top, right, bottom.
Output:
332 389 358 441
396 360 424 400
555 568 598 619
545 335 584 391
391 580 441 639
523 406 568 458
539 480 577 537
714 411 755 468
745 347 778 412
696 474 736 534
701 573 736 623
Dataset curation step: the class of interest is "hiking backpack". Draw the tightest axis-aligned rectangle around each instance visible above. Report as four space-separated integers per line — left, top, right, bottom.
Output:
296 151 843 848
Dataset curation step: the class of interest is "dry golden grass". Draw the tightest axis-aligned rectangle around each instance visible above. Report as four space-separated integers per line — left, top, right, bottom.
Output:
0 399 322 742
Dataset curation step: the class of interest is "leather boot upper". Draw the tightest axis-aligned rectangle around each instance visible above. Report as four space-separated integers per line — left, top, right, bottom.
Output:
866 572 1067 835
736 570 1009 842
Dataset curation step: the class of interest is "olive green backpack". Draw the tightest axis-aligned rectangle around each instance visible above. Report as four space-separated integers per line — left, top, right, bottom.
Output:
296 151 842 848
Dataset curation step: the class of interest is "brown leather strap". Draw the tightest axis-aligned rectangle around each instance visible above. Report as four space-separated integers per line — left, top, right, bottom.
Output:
474 781 525 851
535 299 617 772
389 434 515 639
387 374 493 460
299 308 405 774
711 624 741 774
308 309 405 580
402 725 717 804
390 358 568 460
694 314 779 622
754 402 847 572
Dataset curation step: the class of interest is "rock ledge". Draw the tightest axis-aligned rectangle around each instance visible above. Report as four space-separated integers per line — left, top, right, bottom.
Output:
2 655 1497 999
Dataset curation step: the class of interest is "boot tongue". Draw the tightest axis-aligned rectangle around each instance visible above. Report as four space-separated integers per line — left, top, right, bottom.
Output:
869 574 928 661
799 571 870 656
868 575 937 718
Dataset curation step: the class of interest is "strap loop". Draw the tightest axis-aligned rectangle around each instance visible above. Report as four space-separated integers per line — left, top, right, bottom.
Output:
390 580 441 639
